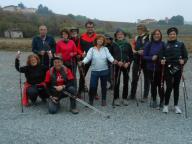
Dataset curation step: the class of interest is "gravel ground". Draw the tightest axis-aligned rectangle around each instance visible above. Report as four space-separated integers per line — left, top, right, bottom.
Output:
0 51 192 144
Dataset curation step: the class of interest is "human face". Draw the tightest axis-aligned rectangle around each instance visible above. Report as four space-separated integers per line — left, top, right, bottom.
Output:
30 57 38 66
168 31 177 41
39 26 47 37
71 31 78 38
62 32 69 40
96 38 104 47
54 60 63 70
137 28 144 36
116 32 125 41
153 31 161 42
86 24 95 34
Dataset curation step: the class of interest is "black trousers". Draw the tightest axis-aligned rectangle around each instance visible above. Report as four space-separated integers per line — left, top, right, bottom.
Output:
78 62 91 93
48 86 77 114
148 70 164 104
130 62 150 98
164 69 181 106
38 53 51 68
114 66 130 100
27 85 48 103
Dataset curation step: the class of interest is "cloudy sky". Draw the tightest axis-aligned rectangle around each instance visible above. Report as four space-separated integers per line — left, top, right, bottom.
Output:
1 0 192 22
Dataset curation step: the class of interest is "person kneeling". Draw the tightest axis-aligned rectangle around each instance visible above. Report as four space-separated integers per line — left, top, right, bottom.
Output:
45 55 79 114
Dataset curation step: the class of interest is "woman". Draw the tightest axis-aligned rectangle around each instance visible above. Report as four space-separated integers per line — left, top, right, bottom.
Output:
45 56 78 114
144 29 165 108
15 53 48 106
56 29 78 89
79 34 117 106
112 29 133 106
159 27 188 114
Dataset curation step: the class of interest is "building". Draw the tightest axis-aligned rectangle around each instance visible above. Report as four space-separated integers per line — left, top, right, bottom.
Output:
3 5 36 13
138 19 157 25
4 29 23 38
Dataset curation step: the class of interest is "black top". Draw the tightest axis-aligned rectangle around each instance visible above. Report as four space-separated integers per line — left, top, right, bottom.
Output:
15 59 48 85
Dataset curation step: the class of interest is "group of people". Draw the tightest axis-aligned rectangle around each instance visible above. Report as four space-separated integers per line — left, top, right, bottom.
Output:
15 20 188 115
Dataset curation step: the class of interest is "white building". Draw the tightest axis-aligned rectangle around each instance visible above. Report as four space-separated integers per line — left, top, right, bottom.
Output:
3 5 36 13
4 29 23 38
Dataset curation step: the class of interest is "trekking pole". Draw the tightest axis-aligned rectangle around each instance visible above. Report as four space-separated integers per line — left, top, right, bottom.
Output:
112 64 116 108
18 51 24 113
180 56 188 118
138 55 143 103
63 91 110 119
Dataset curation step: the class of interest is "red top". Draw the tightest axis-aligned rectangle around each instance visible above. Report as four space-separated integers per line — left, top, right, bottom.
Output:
45 67 74 86
56 40 77 62
77 33 97 56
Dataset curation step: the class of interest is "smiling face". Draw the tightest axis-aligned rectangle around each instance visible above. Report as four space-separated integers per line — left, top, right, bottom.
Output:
116 32 125 41
53 59 63 70
29 56 38 66
39 25 47 37
168 31 177 41
97 37 104 46
62 32 69 40
153 31 162 42
86 23 95 34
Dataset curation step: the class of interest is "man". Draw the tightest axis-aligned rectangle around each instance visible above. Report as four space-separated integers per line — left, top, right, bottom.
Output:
45 55 79 114
129 24 150 102
32 25 56 68
70 27 80 47
77 20 97 98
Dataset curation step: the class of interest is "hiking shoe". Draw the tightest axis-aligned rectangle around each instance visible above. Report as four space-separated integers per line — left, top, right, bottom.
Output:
101 100 107 106
95 94 100 100
150 101 157 108
70 108 79 114
140 97 148 103
162 106 169 113
122 99 129 106
114 99 120 106
175 106 182 114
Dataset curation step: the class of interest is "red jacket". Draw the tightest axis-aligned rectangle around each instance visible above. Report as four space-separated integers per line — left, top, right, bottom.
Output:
77 33 97 56
56 40 77 62
45 67 74 86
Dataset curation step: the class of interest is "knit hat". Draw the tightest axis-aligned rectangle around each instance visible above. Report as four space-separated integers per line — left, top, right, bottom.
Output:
114 28 126 38
167 27 178 35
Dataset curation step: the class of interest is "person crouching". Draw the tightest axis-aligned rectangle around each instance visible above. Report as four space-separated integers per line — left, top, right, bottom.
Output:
45 55 79 114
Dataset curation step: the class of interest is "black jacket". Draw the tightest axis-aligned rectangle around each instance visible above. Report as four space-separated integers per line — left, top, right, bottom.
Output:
15 59 48 85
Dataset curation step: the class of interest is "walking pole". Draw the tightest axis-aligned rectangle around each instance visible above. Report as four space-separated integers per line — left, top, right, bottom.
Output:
63 91 110 119
138 55 143 103
18 51 24 113
112 64 116 108
180 56 188 118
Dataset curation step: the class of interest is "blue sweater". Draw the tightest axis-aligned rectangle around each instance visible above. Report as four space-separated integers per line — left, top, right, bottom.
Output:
144 41 164 71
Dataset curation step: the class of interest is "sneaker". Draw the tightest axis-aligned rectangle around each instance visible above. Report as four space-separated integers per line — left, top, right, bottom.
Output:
140 97 148 103
122 99 129 106
114 99 120 106
95 94 100 100
150 101 157 108
70 108 79 114
101 100 107 106
175 106 182 114
162 105 169 113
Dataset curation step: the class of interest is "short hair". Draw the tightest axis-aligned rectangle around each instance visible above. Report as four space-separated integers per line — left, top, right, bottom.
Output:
151 29 162 42
26 54 40 66
85 20 95 27
39 25 47 30
93 34 106 46
60 29 70 38
137 24 148 33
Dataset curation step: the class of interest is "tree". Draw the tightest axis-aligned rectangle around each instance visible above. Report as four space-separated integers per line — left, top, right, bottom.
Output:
169 15 184 25
36 4 53 15
18 2 25 9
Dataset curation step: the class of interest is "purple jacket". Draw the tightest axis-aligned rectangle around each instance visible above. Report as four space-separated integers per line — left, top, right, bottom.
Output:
144 41 164 71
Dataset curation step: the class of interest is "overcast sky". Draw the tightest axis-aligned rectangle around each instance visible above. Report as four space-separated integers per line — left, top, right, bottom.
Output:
1 0 192 22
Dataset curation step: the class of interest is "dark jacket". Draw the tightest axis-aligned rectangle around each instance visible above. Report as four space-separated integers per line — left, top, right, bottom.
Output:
144 41 164 71
15 59 47 85
111 40 133 63
159 40 188 66
32 35 56 54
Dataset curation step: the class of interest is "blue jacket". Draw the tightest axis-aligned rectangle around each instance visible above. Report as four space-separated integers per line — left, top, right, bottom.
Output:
32 35 56 54
144 41 164 71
